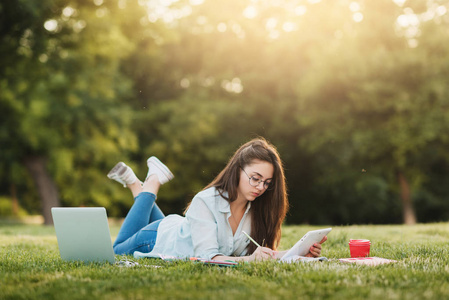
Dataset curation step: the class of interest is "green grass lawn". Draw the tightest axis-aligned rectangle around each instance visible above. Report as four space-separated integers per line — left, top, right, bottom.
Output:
1 222 449 300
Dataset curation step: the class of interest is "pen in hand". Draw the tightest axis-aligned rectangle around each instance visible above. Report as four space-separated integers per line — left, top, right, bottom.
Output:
242 230 261 248
242 230 277 259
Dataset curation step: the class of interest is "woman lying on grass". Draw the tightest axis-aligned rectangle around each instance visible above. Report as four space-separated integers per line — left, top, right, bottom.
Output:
108 138 327 262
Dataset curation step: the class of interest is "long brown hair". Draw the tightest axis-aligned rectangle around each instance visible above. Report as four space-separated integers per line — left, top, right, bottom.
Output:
203 138 289 253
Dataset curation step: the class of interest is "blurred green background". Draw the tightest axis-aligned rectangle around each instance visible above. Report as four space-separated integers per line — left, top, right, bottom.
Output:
1 0 449 225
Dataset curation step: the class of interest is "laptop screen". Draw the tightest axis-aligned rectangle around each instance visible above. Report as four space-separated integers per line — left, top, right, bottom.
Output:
52 207 115 264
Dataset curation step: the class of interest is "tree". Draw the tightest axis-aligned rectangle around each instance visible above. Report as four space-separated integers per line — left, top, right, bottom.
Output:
3 0 449 225
122 0 449 224
0 0 137 223
295 0 449 224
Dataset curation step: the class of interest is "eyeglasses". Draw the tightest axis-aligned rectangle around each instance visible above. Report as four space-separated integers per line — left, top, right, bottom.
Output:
241 169 273 190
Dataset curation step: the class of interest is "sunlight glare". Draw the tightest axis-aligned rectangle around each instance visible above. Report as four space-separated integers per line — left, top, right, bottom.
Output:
156 6 167 16
93 0 103 6
39 54 48 63
73 20 87 33
196 16 207 25
140 17 149 26
436 5 447 16
180 78 190 88
420 9 435 22
231 78 243 93
408 38 418 48
143 0 192 23
396 13 420 27
222 78 243 94
353 12 363 22
334 30 343 39
405 26 420 38
202 77 215 87
243 6 258 19
396 15 408 27
182 5 193 15
349 2 360 12
172 9 183 19
62 7 76 18
392 0 406 7
189 0 204 5
282 22 295 32
406 13 419 26
148 13 158 22
44 19 58 32
162 12 175 23
160 0 172 6
265 18 277 30
231 23 242 34
59 50 69 59
269 30 280 39
217 22 227 32
118 0 127 9
294 5 307 16
204 24 214 33
395 10 421 39
96 8 108 18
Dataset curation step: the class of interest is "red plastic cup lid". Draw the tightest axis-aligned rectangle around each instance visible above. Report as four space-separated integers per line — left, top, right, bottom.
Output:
349 239 371 244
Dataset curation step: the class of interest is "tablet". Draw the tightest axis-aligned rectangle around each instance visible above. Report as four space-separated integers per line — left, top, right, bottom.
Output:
280 228 332 261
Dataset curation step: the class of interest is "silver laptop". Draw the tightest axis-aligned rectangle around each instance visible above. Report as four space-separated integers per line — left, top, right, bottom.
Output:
51 207 115 264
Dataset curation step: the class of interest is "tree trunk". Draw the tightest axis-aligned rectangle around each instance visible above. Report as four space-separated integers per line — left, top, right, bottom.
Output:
10 183 19 216
398 171 417 225
24 156 60 225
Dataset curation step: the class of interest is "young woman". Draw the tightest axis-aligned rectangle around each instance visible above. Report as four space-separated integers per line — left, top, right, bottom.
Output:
109 138 326 261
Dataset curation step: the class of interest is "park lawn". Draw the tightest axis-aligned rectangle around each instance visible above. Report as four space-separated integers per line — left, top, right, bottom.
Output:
1 222 449 300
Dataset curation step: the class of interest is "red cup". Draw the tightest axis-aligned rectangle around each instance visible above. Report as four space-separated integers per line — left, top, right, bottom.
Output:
349 239 371 258
349 239 370 244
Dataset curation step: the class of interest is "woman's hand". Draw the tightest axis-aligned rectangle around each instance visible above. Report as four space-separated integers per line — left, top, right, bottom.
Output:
250 246 277 261
305 236 328 258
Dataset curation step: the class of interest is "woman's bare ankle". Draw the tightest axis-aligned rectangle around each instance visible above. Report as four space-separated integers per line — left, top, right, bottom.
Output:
142 175 161 195
128 180 143 198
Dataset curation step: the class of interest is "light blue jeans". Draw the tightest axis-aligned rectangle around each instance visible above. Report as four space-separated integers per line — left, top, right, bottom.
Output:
113 192 164 255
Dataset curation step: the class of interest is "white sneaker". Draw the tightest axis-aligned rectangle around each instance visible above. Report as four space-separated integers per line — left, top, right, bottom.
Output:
146 156 174 185
107 162 138 187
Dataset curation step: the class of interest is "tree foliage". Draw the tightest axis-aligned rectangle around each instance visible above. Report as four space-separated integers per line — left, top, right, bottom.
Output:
1 0 449 224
